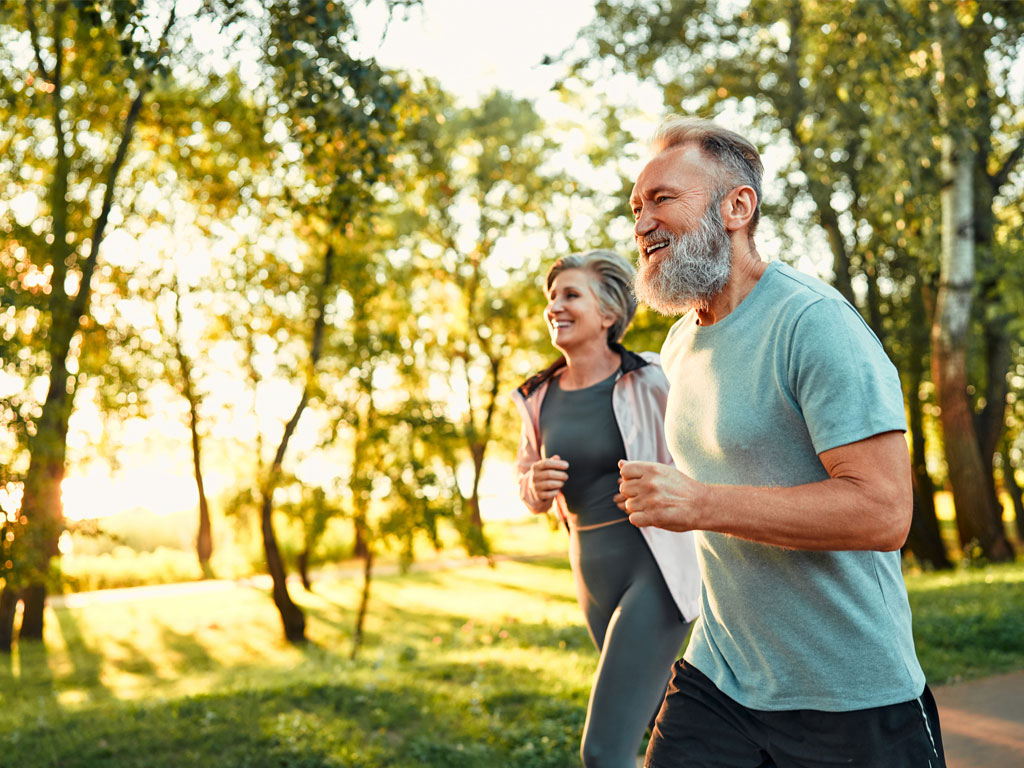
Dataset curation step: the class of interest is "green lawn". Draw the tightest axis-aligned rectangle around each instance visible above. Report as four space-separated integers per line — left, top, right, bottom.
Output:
2 545 1022 767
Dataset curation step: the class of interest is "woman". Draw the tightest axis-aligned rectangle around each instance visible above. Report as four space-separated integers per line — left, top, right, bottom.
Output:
512 250 701 768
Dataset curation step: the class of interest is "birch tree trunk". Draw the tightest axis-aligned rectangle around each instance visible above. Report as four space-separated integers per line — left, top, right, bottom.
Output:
930 134 1013 562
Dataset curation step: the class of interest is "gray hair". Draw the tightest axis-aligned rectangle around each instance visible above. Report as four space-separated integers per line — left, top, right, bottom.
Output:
546 249 637 345
650 116 763 234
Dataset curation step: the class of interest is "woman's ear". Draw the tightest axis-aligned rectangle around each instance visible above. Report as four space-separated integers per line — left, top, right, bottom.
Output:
720 186 757 233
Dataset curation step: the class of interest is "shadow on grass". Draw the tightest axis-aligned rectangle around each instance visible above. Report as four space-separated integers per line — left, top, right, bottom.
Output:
300 595 593 664
6 638 56 702
1 671 584 768
450 571 578 606
50 606 113 701
156 624 220 677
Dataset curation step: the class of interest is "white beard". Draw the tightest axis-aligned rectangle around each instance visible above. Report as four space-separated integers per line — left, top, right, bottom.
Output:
633 203 733 316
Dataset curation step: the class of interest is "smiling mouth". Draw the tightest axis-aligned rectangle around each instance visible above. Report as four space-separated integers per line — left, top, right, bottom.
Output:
550 320 572 329
638 238 669 260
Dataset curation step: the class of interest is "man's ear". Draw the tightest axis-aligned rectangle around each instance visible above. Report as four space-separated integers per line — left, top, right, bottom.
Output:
720 186 757 233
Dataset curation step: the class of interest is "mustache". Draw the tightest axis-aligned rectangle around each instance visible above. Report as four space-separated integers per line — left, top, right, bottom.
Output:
636 230 676 251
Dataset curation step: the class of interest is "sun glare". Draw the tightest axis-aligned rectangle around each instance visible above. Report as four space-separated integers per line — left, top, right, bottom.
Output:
61 469 200 521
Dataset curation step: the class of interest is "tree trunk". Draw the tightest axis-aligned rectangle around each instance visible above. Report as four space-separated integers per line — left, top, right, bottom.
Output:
971 108 1015 554
902 287 952 569
297 549 312 592
255 244 334 643
352 519 369 559
930 134 1013 562
973 326 1012 545
18 584 47 639
0 587 17 653
350 545 374 661
184 370 213 575
260 487 305 642
19 416 70 641
1003 448 1024 544
173 291 213 577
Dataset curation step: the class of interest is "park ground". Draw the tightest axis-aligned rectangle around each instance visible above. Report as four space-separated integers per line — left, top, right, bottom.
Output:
2 517 1023 767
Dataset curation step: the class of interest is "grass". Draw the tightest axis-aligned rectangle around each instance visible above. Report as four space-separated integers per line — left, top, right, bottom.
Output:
2 520 1022 766
905 562 1024 684
60 516 568 593
3 556 594 767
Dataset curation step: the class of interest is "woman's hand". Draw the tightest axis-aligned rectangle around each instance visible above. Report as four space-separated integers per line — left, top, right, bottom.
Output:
527 455 569 508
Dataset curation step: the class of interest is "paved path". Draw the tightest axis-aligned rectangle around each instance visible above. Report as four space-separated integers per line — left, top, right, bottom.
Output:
933 670 1024 768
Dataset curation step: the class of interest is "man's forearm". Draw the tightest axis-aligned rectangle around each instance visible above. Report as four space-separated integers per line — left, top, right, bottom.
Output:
622 431 913 551
694 476 909 551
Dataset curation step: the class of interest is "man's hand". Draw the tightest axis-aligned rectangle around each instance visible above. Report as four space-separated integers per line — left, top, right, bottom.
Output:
527 455 569 507
618 460 705 531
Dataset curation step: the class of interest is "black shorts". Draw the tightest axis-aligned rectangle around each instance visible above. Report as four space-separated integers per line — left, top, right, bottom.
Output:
645 660 945 768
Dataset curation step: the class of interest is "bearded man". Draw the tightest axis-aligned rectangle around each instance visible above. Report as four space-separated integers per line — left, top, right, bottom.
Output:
618 116 946 768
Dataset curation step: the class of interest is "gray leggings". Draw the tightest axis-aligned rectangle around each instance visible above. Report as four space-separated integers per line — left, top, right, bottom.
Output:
569 519 693 768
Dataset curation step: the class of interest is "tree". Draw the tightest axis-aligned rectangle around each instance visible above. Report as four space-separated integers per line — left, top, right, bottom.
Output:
921 1 1021 562
0 0 195 642
200 0 418 642
581 0 1024 563
399 88 558 556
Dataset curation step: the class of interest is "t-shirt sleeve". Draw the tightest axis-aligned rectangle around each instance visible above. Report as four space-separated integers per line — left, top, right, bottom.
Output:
787 298 907 455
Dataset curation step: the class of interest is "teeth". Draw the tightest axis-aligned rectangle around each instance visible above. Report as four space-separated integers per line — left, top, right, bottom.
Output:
551 321 572 328
644 240 667 256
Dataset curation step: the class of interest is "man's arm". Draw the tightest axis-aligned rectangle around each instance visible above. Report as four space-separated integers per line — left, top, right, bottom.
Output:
618 430 912 551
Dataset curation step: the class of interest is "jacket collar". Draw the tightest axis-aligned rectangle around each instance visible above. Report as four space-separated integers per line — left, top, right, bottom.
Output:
516 342 649 399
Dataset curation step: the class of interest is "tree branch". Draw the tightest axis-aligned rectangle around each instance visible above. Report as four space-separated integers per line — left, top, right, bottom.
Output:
990 137 1024 193
70 5 178 321
24 0 53 81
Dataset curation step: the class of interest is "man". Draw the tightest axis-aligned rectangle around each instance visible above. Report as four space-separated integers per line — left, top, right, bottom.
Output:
618 116 945 767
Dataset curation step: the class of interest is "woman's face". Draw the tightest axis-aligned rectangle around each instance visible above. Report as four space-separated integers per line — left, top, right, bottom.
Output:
545 268 614 352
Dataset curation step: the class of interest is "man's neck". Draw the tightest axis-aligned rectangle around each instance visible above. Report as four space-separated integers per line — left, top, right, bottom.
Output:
695 244 766 327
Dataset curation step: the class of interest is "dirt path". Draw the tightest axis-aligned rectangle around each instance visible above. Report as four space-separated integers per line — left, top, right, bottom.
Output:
933 669 1024 768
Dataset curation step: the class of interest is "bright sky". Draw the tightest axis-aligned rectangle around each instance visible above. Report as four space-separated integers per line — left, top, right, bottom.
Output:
351 0 597 102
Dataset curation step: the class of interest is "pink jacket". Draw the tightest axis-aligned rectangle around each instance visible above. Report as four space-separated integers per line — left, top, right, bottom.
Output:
512 346 701 622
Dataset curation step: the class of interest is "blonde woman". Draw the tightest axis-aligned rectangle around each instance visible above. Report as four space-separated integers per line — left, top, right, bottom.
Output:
513 250 701 768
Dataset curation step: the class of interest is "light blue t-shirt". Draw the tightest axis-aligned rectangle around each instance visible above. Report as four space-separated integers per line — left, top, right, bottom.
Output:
662 261 925 712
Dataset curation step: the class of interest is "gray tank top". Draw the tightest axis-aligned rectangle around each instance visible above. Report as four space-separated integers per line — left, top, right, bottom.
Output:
539 370 628 526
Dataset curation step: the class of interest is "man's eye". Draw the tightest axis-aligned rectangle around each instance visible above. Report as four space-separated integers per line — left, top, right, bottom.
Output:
655 195 670 203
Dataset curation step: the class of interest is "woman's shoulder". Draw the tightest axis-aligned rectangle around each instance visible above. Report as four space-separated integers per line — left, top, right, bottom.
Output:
620 349 669 392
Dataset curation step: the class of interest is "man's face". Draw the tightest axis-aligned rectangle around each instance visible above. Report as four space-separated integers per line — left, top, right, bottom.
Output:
629 145 733 315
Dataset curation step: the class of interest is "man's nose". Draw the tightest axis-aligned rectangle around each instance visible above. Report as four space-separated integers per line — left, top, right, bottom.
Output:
634 206 656 237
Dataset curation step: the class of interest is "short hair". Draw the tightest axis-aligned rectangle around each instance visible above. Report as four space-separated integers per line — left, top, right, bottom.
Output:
546 249 637 345
650 116 763 234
